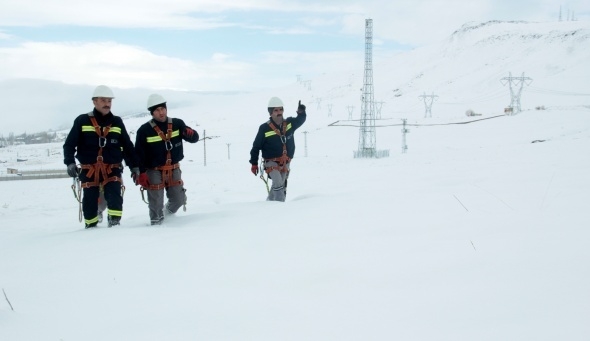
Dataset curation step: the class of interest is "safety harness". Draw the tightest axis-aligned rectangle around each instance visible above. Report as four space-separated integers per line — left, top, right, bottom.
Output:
80 115 123 189
146 118 183 190
263 121 291 174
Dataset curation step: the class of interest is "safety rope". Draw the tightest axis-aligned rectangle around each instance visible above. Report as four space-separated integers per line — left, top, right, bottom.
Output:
70 176 83 222
258 161 270 194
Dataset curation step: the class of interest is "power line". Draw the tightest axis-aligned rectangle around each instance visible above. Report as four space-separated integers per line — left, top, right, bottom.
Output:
528 86 590 96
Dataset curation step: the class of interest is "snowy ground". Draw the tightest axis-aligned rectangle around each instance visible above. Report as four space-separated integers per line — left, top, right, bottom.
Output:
1 106 589 340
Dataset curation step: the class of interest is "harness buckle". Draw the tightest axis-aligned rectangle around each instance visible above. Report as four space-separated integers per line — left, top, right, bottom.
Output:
165 140 173 151
96 155 104 162
98 136 107 147
280 135 287 144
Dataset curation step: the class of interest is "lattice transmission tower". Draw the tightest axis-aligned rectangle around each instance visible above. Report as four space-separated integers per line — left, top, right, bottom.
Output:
355 19 379 158
419 92 438 118
501 72 532 114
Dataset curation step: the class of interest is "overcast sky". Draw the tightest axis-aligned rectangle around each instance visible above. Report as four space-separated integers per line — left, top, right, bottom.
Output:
0 0 588 92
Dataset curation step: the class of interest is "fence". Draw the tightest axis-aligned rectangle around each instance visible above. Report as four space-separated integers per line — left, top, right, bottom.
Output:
0 169 69 181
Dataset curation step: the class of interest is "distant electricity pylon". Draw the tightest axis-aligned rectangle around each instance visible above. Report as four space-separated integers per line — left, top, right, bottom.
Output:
347 105 354 120
355 18 388 158
501 72 532 114
315 97 322 109
327 103 333 117
375 101 384 119
419 92 438 118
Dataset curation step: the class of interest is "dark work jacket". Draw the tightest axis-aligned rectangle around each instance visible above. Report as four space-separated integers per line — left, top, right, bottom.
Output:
249 112 306 165
63 109 138 169
135 117 199 172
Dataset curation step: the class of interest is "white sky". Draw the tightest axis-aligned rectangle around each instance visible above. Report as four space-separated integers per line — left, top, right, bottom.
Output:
0 0 588 91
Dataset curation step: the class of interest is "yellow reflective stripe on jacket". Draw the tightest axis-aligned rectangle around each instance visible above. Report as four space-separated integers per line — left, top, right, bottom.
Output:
146 130 180 143
264 123 292 138
81 125 122 134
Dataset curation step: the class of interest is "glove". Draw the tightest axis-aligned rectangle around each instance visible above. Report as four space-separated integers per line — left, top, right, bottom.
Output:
183 127 195 138
136 173 150 187
297 100 306 115
251 164 258 176
66 163 79 178
130 167 140 184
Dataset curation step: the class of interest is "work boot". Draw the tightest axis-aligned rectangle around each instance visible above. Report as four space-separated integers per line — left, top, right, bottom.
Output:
164 203 174 216
151 217 164 226
97 211 103 223
85 222 98 229
107 216 121 227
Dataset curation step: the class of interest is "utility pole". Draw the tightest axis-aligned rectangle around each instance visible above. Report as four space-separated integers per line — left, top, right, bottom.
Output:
419 92 438 118
226 143 231 160
401 119 409 153
303 131 308 157
203 130 207 166
327 103 333 117
500 72 532 114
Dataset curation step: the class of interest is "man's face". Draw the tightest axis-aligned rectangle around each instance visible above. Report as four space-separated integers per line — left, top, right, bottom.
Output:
93 97 112 115
152 106 167 122
271 107 284 122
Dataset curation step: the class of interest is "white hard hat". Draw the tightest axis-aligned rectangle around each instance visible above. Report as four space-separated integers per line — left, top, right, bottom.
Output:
147 94 166 110
267 97 284 108
92 85 115 99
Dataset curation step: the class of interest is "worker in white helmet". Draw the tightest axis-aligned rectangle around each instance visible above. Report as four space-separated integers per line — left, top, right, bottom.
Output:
63 85 140 228
249 97 307 202
134 93 199 225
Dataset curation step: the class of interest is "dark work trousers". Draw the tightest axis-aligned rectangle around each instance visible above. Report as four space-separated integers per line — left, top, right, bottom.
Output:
264 160 290 202
146 168 186 224
80 167 123 226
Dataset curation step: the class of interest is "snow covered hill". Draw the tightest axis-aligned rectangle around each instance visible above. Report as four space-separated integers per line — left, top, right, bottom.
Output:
305 20 590 121
1 20 589 136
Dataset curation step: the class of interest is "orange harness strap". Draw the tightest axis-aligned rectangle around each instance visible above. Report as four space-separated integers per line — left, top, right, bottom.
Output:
148 121 183 190
80 116 123 188
264 121 290 174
